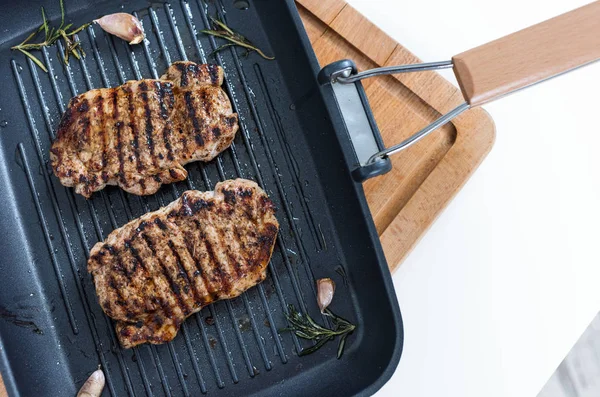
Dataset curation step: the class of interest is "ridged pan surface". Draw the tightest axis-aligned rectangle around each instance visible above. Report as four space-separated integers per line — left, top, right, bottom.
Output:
0 0 403 396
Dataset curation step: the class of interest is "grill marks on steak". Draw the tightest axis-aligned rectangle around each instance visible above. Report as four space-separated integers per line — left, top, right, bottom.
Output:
50 62 238 198
87 179 279 348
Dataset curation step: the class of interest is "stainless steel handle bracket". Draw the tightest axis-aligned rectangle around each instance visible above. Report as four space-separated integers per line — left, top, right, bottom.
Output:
318 60 392 182
321 59 471 173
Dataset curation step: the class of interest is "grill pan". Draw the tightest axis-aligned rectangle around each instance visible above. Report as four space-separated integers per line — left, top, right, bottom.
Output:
0 0 403 396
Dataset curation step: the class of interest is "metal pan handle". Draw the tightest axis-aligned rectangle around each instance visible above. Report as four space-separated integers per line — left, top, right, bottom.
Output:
318 59 468 182
320 60 470 182
318 60 392 182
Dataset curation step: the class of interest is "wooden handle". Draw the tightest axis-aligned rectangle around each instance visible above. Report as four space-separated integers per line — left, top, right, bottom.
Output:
452 1 600 107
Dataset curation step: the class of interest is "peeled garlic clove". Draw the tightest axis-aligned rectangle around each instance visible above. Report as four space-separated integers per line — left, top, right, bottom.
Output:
94 13 145 45
317 278 335 313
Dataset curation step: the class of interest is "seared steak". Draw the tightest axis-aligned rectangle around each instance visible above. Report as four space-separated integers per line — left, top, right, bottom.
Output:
88 179 279 348
51 61 238 198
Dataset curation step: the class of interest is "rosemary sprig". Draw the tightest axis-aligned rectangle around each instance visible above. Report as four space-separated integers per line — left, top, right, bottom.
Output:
281 304 356 359
200 17 274 60
10 0 90 72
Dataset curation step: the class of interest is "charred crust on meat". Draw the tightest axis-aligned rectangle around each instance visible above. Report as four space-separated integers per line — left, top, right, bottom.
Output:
180 193 192 216
136 221 149 234
164 126 174 161
115 260 133 280
184 91 204 147
125 240 149 278
166 240 195 296
208 64 219 85
140 82 159 171
56 107 74 138
225 115 236 128
259 196 275 211
176 62 189 87
93 93 108 170
211 126 221 138
126 85 143 173
223 189 236 205
239 188 253 198
202 231 232 293
200 90 212 115
77 99 89 113
112 89 126 186
154 218 168 230
141 232 189 315
182 228 211 300
181 192 215 216
156 81 171 120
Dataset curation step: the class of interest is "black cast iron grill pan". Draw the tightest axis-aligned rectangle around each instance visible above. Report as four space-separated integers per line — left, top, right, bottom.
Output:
0 0 403 395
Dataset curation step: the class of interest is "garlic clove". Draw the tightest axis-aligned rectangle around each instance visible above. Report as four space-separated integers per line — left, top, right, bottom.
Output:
94 13 145 45
76 369 105 397
317 278 336 313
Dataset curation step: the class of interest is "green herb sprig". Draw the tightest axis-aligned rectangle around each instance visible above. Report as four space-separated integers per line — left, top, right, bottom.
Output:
281 304 356 359
200 17 274 60
11 0 90 72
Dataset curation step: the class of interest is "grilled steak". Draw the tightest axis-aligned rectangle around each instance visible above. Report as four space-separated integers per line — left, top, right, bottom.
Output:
50 61 238 198
88 179 279 348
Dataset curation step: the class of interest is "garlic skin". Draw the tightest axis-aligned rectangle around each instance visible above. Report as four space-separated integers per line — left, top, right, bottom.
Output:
317 278 336 313
94 13 145 45
76 369 105 397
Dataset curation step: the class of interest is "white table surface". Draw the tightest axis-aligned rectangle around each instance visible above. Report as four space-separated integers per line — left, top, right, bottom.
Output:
341 1 600 396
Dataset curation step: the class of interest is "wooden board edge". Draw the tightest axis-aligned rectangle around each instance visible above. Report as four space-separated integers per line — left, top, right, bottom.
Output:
0 373 6 397
382 107 496 272
296 0 347 25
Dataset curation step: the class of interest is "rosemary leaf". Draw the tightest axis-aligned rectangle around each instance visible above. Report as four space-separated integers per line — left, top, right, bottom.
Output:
282 304 356 359
337 333 349 359
253 47 275 61
41 8 49 40
18 49 48 73
292 330 316 340
210 17 235 36
208 43 236 58
13 28 41 49
59 0 65 28
298 336 330 357
68 23 90 36
200 18 274 60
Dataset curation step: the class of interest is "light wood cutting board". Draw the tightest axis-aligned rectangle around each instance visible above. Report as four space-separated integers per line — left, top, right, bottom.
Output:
297 0 495 273
0 2 494 395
